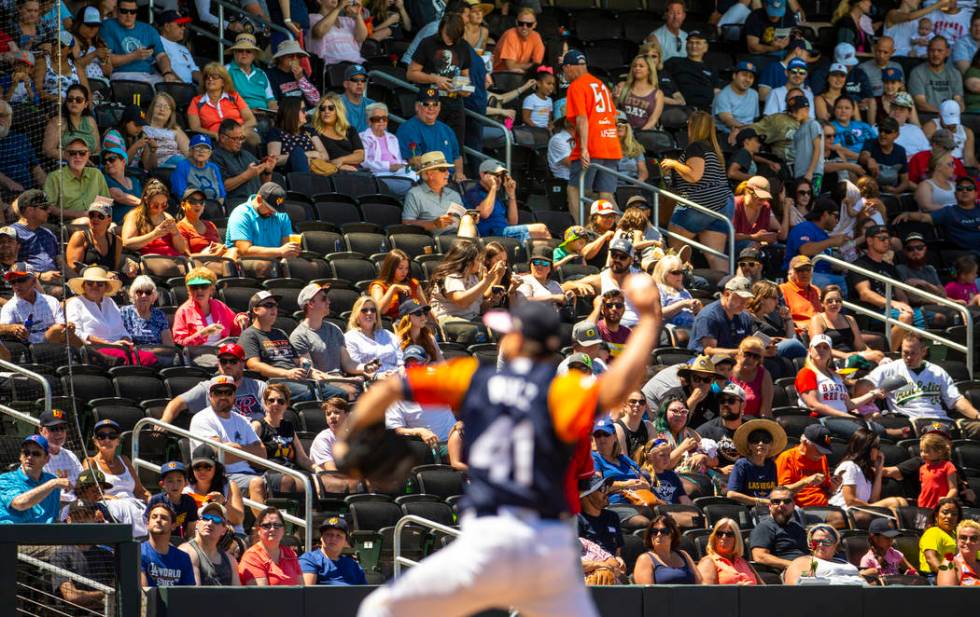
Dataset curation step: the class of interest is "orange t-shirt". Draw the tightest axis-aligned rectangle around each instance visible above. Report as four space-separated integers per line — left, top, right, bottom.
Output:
238 543 302 586
491 28 545 72
565 73 623 161
776 445 832 506
779 279 822 332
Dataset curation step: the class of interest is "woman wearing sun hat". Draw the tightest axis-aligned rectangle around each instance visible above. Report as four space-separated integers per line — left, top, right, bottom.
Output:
726 418 787 507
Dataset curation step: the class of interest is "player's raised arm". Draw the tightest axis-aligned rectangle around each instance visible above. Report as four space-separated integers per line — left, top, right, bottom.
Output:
596 274 662 411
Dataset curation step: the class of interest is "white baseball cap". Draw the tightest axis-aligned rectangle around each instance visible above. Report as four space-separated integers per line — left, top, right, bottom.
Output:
940 99 961 126
834 42 859 67
809 333 833 349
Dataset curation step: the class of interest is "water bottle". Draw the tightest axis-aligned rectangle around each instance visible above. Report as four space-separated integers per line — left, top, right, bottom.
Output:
23 313 34 339
334 239 341 253
301 357 313 378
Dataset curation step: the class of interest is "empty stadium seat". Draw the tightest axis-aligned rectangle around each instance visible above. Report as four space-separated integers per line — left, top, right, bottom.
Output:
413 465 465 500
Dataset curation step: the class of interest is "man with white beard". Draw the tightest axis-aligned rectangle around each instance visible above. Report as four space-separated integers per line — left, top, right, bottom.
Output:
0 101 46 202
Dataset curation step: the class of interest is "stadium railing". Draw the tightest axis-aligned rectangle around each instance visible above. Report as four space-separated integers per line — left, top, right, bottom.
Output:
131 417 316 552
392 514 460 578
812 254 974 378
368 70 514 171
0 358 52 423
147 0 297 57
579 163 737 273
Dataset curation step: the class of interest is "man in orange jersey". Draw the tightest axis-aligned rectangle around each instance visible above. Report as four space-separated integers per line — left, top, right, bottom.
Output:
775 424 832 507
562 49 622 222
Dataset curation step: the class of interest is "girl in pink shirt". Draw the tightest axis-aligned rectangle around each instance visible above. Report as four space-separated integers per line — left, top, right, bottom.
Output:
944 255 980 307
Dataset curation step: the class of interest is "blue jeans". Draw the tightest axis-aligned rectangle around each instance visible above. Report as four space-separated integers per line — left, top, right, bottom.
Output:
812 271 848 297
669 195 734 234
284 147 310 174
776 337 807 359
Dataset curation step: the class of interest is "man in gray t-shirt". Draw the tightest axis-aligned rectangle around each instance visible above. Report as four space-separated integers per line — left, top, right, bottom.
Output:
160 343 267 425
908 37 964 113
290 320 346 372
791 115 823 180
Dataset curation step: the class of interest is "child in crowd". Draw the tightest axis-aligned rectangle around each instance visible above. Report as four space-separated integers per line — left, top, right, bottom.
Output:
546 114 574 181
553 225 589 267
728 127 761 182
859 519 918 578
910 17 934 58
1 51 39 104
146 461 198 537
170 134 227 203
309 397 350 474
614 205 662 266
521 67 555 129
917 433 958 509
945 255 980 307
832 96 876 158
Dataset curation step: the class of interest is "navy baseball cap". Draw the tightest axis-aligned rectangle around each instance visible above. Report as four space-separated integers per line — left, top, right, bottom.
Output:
344 64 367 80
882 66 903 82
403 345 429 363
93 418 121 432
189 134 213 150
593 417 615 436
787 58 808 72
319 515 350 536
562 49 587 66
802 424 832 455
483 302 561 352
417 87 440 103
160 460 186 478
735 60 757 74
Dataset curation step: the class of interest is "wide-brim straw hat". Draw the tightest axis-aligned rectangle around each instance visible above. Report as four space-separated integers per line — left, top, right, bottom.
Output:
273 39 309 59
416 151 454 172
68 266 123 296
733 418 788 458
227 33 262 53
677 354 723 380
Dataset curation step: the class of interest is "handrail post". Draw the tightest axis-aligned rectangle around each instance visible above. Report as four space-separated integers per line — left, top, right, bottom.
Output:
884 282 893 348
219 3 225 58
0 359 52 416
578 170 587 225
393 514 460 578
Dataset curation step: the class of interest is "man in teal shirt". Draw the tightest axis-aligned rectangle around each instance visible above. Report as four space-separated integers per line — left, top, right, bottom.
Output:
225 182 301 259
0 435 67 524
226 33 278 112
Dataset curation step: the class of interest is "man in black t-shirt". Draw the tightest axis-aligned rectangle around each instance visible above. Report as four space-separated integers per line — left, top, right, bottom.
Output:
749 486 808 570
745 0 796 56
697 382 747 469
858 117 911 194
577 476 624 559
407 11 472 157
664 31 719 110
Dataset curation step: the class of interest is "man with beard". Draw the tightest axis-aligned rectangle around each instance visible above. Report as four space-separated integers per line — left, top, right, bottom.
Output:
212 119 275 209
895 232 946 299
748 485 808 570
140 502 196 587
688 277 754 356
10 190 64 284
696 382 748 473
775 424 833 507
587 289 632 359
0 100 46 200
577 476 624 562
563 237 653 329
225 182 300 259
909 36 964 114
162 343 267 425
895 176 980 255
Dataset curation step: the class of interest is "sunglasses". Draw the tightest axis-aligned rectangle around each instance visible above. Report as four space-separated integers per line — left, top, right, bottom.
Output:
648 527 671 536
770 497 794 505
627 398 646 406
192 463 213 471
517 21 535 27
531 259 551 267
349 78 367 83
118 7 138 14
21 449 45 458
360 307 377 314
66 150 89 157
88 212 107 220
211 388 236 397
957 185 976 192
690 375 712 384
369 116 388 123
749 435 774 445
811 538 836 546
218 357 240 365
66 96 86 104
789 69 808 76
134 289 154 296
716 530 737 538
84 281 107 287
320 104 336 112
409 309 427 317
205 74 223 81
959 535 980 542
258 302 278 309
605 302 625 309
258 522 285 530
266 397 287 405
103 155 121 164
421 102 440 109
185 197 204 205
668 269 684 276
201 513 225 525
905 244 926 252
95 432 118 440
797 189 812 196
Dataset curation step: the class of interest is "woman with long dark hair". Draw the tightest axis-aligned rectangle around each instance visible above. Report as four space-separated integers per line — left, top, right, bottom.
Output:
429 240 505 324
662 111 732 271
920 497 963 576
828 427 908 515
368 249 428 319
72 5 112 84
42 83 99 159
268 96 328 174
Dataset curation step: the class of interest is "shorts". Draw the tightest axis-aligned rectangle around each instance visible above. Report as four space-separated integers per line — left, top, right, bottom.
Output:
569 157 619 195
669 195 733 235
888 307 927 329
228 472 260 496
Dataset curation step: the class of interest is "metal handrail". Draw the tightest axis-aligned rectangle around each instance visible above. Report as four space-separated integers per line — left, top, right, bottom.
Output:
392 514 459 578
577 163 737 273
131 417 315 552
812 254 974 377
18 551 114 615
147 0 295 59
0 358 52 418
368 70 513 171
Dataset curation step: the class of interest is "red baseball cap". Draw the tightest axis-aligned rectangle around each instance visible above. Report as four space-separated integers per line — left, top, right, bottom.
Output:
217 343 244 360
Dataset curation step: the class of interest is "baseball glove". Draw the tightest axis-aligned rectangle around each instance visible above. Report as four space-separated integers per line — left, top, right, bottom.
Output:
335 423 415 483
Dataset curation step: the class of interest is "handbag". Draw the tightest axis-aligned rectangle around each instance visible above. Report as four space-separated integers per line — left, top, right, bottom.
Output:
621 488 663 508
584 567 619 586
310 159 339 176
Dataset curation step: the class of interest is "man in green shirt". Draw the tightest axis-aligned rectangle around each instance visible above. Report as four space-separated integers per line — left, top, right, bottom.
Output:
43 137 110 221
752 88 807 163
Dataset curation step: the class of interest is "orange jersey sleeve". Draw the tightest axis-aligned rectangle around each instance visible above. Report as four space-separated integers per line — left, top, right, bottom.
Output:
404 357 479 411
547 372 601 444
795 367 817 395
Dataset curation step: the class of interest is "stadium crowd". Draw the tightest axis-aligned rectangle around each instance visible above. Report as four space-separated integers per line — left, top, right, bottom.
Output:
1 0 980 602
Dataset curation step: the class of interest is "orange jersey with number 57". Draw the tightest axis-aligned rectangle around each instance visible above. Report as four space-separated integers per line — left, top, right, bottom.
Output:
565 73 623 161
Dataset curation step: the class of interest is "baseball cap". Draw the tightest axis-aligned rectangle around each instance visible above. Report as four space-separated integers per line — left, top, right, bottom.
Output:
868 518 901 538
76 468 112 489
3 261 33 281
121 104 148 127
809 333 833 348
931 128 956 150
920 421 953 440
904 232 926 244
687 30 708 41
189 134 213 150
19 189 51 210
344 64 368 80
736 127 760 147
787 38 813 54
802 424 833 455
721 382 746 400
160 10 192 24
879 117 900 134
297 282 330 308
208 375 238 391
319 515 350 536
881 66 903 82
864 224 889 238
80 5 102 25
787 58 808 72
724 276 753 299
93 418 121 432
403 345 429 363
191 443 219 466
199 501 228 519
562 49 587 66
564 352 594 372
418 87 440 103
572 321 603 347
940 99 961 126
86 199 112 218
789 254 812 269
593 417 615 435
38 408 69 427
765 0 786 17
398 299 431 318
216 342 243 360
835 42 859 66
249 290 282 309
182 187 206 201
738 247 762 263
590 199 618 216
0 226 16 240
578 475 612 498
746 176 772 200
22 434 48 454
609 236 633 256
159 460 186 478
892 92 914 108
478 159 507 175
258 182 287 206
561 225 590 245
787 96 810 112
829 62 848 75
735 60 757 74
482 302 561 352
58 30 74 48
625 195 650 209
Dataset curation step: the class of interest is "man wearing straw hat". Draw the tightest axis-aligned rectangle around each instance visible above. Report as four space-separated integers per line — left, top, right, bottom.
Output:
225 33 278 112
267 39 321 107
403 151 477 236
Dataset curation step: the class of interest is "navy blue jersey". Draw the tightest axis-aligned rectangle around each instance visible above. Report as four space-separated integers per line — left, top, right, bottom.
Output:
404 357 600 519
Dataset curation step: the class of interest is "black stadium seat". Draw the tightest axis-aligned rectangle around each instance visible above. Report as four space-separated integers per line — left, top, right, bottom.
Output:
413 465 465 499
349 499 403 532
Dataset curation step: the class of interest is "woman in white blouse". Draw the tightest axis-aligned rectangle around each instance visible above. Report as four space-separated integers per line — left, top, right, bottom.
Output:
66 266 156 365
344 295 402 376
359 102 417 193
